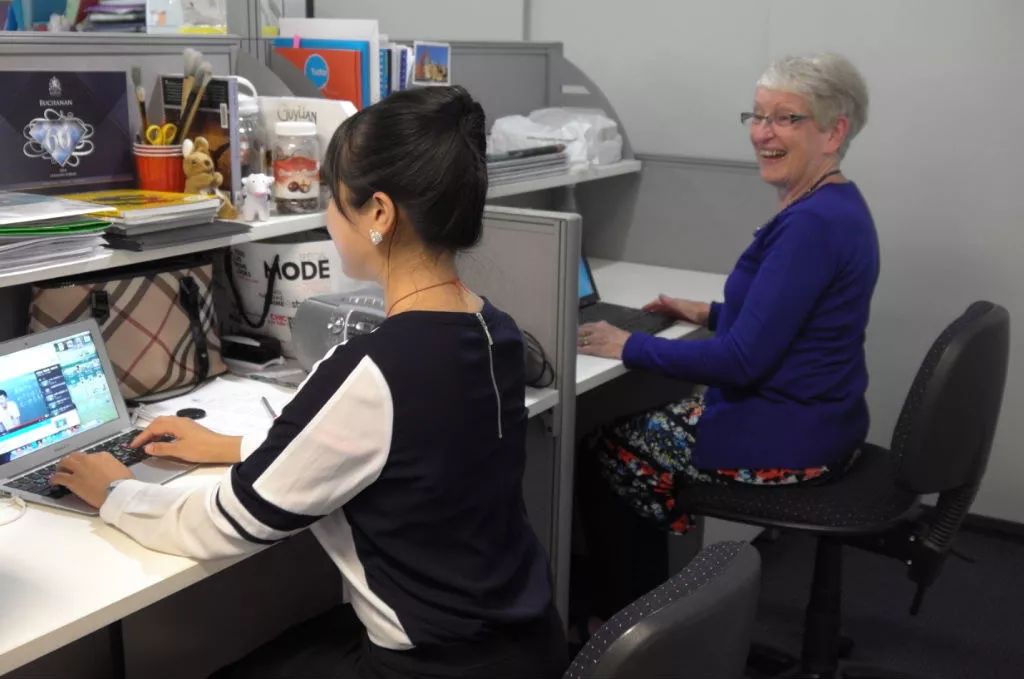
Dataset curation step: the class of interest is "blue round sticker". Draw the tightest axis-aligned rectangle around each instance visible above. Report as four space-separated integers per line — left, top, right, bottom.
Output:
304 54 329 89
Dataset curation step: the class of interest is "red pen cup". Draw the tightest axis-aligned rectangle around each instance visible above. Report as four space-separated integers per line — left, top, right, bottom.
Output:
133 143 185 192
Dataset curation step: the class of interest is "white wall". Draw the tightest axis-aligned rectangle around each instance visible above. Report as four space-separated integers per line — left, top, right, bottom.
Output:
533 0 1024 522
310 0 524 41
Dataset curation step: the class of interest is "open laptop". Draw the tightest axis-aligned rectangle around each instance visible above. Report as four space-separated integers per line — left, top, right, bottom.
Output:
0 319 196 515
578 255 676 335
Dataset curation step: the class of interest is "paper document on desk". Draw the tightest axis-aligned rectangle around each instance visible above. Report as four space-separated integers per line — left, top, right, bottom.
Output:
134 377 294 436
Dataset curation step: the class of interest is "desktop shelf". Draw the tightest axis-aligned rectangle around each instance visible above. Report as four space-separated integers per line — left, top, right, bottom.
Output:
0 160 641 290
486 159 642 199
525 387 559 417
0 212 328 289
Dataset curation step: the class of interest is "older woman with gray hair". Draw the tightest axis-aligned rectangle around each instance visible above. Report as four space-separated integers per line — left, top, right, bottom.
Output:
574 53 877 633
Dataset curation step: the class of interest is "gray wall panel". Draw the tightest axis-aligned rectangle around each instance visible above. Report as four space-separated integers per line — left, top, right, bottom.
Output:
578 155 774 275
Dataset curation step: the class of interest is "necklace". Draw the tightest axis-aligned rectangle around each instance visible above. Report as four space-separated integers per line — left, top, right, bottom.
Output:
798 168 843 202
755 168 844 237
386 278 463 316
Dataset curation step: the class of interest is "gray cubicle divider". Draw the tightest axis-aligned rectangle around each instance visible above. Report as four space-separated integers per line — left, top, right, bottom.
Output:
459 206 581 621
446 41 562 126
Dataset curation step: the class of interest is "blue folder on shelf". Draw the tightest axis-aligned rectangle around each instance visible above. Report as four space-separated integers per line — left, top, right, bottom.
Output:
5 0 67 30
273 37 372 110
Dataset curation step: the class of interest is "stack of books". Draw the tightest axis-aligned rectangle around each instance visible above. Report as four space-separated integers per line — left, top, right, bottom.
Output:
60 189 232 251
78 0 146 32
486 144 569 188
0 192 113 273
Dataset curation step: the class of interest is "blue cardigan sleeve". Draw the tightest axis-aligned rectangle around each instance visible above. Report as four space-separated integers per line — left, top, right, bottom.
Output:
622 214 837 387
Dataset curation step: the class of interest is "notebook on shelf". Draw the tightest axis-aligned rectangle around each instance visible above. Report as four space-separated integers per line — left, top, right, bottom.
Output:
61 189 220 225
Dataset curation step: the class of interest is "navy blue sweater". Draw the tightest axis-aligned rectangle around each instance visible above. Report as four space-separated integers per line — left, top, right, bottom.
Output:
622 183 879 470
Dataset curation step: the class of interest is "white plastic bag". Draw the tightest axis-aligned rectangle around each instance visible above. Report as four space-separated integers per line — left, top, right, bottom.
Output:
489 115 586 163
488 108 623 166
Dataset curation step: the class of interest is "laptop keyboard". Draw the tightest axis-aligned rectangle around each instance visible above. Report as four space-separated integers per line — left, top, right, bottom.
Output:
580 302 676 336
6 429 149 499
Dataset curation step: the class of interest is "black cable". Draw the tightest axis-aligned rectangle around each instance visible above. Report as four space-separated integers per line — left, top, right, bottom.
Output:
522 329 554 388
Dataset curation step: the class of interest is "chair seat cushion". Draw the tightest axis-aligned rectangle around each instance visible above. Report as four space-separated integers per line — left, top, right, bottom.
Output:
678 444 919 535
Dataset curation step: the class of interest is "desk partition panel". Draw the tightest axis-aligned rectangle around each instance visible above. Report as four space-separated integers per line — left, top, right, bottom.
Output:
460 206 581 620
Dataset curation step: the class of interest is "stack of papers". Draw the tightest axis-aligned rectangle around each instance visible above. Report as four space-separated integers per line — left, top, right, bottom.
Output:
62 189 221 233
487 144 569 187
78 1 146 32
60 189 225 250
134 376 295 437
0 192 112 272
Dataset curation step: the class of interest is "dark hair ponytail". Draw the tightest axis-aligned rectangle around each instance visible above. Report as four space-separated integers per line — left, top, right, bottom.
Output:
322 85 488 252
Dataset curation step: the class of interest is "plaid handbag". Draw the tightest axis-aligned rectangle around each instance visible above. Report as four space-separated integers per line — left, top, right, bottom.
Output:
28 254 227 400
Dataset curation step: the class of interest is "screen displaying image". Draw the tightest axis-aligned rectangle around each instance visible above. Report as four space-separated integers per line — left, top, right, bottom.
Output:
0 330 118 465
578 257 595 300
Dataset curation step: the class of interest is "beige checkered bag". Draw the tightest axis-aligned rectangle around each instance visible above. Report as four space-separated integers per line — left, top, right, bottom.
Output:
28 255 227 400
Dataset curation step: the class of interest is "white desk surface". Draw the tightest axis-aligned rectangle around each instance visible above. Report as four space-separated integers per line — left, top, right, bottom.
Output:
576 259 727 394
0 466 235 675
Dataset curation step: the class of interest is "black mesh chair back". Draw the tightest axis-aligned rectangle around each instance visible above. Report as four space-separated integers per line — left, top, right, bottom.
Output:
564 541 760 679
890 301 1009 495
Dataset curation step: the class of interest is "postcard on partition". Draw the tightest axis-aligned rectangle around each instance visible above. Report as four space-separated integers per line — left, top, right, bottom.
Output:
0 71 134 192
412 42 452 86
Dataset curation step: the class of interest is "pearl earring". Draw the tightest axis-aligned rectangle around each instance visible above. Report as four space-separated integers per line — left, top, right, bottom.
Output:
369 230 383 246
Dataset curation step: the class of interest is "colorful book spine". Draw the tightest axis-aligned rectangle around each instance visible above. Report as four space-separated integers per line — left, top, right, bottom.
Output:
379 48 392 98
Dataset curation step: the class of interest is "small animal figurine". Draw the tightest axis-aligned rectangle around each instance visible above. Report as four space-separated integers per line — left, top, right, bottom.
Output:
181 136 237 219
240 173 275 222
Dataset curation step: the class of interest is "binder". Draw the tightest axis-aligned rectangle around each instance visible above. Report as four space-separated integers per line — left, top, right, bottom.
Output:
278 17 380 104
272 42 365 110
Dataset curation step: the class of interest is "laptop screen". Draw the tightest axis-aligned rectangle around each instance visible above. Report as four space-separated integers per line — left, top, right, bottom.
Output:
0 328 119 465
578 256 599 306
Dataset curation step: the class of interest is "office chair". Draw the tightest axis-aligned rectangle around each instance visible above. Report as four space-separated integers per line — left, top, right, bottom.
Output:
564 540 761 679
677 301 1010 679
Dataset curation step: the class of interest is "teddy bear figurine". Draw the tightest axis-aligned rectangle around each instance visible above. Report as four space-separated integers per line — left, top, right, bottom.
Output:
240 173 274 222
182 136 237 219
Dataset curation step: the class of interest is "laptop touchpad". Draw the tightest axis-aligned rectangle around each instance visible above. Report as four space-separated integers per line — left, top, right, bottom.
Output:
132 457 196 483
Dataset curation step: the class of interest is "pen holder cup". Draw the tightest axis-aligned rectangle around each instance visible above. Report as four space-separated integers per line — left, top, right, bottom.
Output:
134 143 185 192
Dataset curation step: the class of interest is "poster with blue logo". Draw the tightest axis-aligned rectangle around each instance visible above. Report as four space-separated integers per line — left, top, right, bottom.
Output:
0 71 134 192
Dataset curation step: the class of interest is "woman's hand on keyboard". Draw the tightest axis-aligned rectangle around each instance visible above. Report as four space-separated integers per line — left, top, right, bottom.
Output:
578 321 629 359
642 295 710 326
131 417 242 464
51 452 132 509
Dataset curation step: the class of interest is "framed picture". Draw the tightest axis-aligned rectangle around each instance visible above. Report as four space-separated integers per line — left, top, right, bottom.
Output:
412 41 451 87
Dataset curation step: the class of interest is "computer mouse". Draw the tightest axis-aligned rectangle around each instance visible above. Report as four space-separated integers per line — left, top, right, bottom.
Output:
176 408 206 420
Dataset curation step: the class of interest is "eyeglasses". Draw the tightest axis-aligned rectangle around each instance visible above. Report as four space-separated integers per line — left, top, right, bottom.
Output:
740 112 810 128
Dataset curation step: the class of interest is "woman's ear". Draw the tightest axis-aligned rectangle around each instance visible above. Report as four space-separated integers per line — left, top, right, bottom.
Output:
826 115 850 156
368 191 398 239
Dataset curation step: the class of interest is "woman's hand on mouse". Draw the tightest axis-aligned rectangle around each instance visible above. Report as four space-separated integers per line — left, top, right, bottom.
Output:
130 416 242 464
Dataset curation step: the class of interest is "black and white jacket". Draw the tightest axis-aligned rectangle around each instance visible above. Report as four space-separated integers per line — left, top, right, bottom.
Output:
101 300 553 649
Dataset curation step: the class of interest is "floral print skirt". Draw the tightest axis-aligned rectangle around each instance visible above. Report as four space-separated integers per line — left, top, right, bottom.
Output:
588 394 835 535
